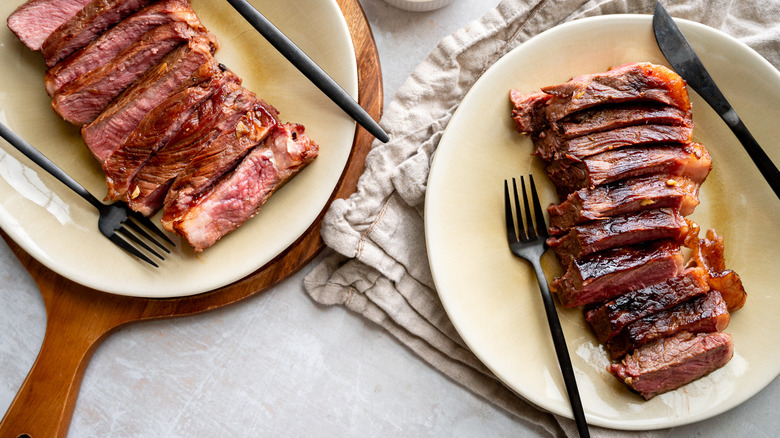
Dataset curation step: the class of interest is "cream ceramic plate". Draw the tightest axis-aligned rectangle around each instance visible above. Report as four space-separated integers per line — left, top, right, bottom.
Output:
0 0 357 297
426 15 780 430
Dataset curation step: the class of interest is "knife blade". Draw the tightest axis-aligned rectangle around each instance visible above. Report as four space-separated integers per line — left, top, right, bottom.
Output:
226 0 389 143
652 1 780 200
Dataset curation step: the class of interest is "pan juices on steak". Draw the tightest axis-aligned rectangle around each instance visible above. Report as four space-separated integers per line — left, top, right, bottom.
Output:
7 0 320 252
510 62 747 400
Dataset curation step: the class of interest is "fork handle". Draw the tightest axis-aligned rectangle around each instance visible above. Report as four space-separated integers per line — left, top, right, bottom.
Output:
531 261 590 438
0 123 104 210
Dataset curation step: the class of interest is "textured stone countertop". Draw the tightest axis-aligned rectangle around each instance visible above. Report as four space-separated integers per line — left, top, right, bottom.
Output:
1 0 778 436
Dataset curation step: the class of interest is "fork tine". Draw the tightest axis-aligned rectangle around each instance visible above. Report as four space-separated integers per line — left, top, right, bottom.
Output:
116 226 165 260
129 210 175 247
108 233 159 267
123 217 172 254
529 174 548 239
520 176 537 240
504 180 518 243
511 178 528 241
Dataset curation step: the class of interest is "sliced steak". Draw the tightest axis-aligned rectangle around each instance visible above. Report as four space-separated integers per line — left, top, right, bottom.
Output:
548 208 689 267
127 76 250 216
161 95 280 232
556 103 692 139
52 21 207 126
605 291 729 359
103 62 226 202
510 90 552 133
7 0 92 52
685 225 748 311
585 267 710 343
546 142 711 196
548 175 701 235
552 240 684 308
45 0 206 95
542 62 691 122
41 0 159 67
171 123 318 251
608 331 733 400
533 124 693 162
81 39 215 163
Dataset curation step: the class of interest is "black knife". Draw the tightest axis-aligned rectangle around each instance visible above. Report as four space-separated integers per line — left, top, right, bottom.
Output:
653 1 780 200
226 0 389 143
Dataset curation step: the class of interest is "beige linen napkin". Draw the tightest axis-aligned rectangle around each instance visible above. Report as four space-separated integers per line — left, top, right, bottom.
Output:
303 0 780 436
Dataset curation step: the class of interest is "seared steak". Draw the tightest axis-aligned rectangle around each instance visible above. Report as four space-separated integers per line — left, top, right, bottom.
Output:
510 91 552 133
127 76 250 216
45 0 205 96
103 63 226 202
605 291 729 359
685 225 748 311
608 331 733 400
585 267 710 343
548 208 689 267
7 0 92 52
81 38 215 162
552 240 684 308
171 123 318 251
41 0 158 67
547 174 701 234
546 142 711 196
161 96 280 232
555 103 691 139
52 21 207 126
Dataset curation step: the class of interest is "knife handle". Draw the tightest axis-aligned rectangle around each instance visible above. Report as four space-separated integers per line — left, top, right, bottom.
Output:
722 108 780 200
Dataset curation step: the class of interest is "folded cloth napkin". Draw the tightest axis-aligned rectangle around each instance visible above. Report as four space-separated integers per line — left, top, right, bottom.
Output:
304 0 780 436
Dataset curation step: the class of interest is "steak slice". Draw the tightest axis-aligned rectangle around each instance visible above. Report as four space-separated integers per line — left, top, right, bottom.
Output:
608 331 734 400
52 21 207 126
605 291 729 359
171 123 318 251
548 174 701 235
103 62 226 202
510 90 552 133
533 124 693 162
685 225 748 311
81 39 215 163
548 208 689 267
556 103 692 139
41 0 158 67
127 76 250 216
542 62 691 122
45 0 205 95
546 142 711 196
7 0 92 52
552 240 684 308
585 267 710 343
161 95 280 232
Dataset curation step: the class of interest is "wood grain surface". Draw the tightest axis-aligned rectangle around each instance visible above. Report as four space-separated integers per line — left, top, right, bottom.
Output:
0 0 382 436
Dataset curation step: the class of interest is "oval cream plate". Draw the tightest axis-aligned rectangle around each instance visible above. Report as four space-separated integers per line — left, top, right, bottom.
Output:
0 0 357 297
425 15 780 429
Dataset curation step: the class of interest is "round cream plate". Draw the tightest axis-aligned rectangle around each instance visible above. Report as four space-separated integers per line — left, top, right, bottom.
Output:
0 0 357 297
425 15 780 429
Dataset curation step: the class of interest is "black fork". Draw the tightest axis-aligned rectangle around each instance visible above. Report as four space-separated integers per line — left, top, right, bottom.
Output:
504 175 589 437
0 123 174 267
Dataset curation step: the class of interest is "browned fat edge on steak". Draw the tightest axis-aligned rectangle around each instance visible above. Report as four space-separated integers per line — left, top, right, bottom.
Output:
81 38 216 163
161 96 280 232
548 208 689 268
546 142 711 197
41 0 159 67
608 331 733 400
685 225 748 311
127 76 250 216
585 267 710 343
7 0 93 52
555 103 692 139
533 124 693 163
552 240 684 308
547 174 701 235
103 62 227 203
605 290 730 360
45 0 205 96
52 21 211 126
172 123 319 252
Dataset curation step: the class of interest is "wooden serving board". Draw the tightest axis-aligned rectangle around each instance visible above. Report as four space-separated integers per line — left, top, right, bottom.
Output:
0 0 382 436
